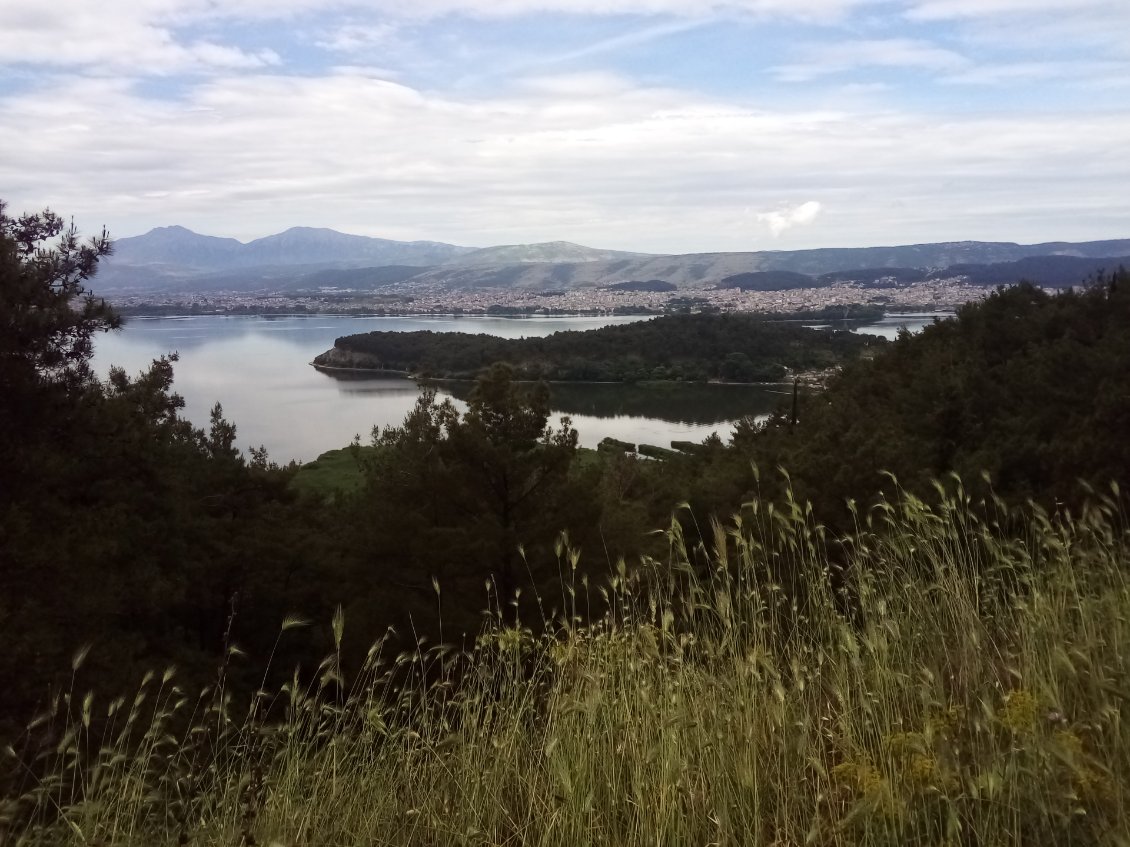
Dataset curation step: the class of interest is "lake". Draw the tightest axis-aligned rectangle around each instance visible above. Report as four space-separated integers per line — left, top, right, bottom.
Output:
93 312 945 463
848 312 948 341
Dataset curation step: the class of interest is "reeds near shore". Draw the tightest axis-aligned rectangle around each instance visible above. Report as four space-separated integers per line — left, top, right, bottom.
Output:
6 476 1129 846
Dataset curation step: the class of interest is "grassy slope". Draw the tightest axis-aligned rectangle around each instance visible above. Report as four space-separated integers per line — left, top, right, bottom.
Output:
8 479 1129 846
287 446 373 500
291 445 608 501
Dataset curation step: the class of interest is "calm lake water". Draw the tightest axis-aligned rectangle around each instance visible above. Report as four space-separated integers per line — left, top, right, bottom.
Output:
93 312 946 463
848 312 949 341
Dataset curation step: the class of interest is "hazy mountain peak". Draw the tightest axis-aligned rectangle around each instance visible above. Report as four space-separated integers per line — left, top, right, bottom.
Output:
110 225 244 268
100 224 474 286
146 224 198 236
134 224 235 242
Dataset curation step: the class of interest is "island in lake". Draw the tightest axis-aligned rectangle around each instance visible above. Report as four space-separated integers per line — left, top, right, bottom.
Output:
312 312 884 383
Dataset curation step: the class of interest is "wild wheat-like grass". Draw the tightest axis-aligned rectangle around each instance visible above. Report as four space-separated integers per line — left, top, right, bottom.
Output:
4 476 1129 846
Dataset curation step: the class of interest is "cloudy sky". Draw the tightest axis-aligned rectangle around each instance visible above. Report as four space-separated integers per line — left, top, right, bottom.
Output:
2 0 1128 253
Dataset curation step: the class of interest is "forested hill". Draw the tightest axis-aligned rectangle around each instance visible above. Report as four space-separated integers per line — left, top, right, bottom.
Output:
730 272 1130 516
313 313 883 382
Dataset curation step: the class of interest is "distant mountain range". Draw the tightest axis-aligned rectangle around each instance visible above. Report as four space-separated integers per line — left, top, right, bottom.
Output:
95 224 1130 295
112 225 474 268
716 255 1130 292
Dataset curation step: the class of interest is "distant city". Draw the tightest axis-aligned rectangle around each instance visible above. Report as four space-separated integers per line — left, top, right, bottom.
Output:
98 224 1128 317
108 276 990 317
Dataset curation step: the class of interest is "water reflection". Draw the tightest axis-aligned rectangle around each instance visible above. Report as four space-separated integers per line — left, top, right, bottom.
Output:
320 373 422 398
430 379 785 426
95 315 657 462
116 313 651 350
93 312 926 463
851 312 952 341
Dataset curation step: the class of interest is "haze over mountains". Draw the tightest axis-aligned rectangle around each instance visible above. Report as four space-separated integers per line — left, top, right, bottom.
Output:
97 224 1130 295
110 225 474 270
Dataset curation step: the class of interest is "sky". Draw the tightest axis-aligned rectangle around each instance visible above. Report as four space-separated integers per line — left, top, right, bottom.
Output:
1 0 1128 254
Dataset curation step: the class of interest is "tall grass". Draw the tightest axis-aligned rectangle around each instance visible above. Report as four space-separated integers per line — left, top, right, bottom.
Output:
5 476 1129 846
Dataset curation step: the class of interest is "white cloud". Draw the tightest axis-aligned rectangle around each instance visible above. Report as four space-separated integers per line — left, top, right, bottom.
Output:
530 18 707 65
184 43 281 70
515 71 640 96
0 4 282 73
0 0 878 76
330 0 873 20
944 60 1128 86
904 0 1130 62
905 0 1122 20
4 0 1127 88
316 23 400 54
1 0 1128 252
4 70 1126 252
771 38 969 82
757 201 823 236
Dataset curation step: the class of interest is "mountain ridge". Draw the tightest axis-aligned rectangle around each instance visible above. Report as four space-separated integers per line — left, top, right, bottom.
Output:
448 241 654 267
110 225 476 271
96 225 1130 294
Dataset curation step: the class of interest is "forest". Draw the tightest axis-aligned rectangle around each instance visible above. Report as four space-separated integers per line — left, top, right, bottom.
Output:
314 311 882 381
2 202 1129 845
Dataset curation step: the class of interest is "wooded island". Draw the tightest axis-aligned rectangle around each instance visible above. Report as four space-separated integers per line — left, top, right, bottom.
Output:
313 312 883 382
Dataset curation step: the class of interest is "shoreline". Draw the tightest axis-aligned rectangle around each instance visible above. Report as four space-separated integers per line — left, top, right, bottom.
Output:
310 361 811 388
117 310 658 321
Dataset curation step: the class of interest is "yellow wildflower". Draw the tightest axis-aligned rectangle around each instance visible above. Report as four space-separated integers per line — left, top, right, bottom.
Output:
886 731 925 757
1000 690 1037 733
927 704 967 738
906 753 938 787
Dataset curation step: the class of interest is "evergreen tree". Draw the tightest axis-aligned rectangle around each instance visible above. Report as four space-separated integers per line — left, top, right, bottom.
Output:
737 274 1130 522
0 203 331 734
349 364 582 644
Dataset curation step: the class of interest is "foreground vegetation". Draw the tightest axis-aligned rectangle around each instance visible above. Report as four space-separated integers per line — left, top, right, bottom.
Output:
5 482 1128 845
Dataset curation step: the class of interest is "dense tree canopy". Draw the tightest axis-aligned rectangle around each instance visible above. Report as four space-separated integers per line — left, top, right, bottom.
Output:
515 273 1130 556
344 364 594 641
730 274 1130 521
0 205 336 736
318 312 882 382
